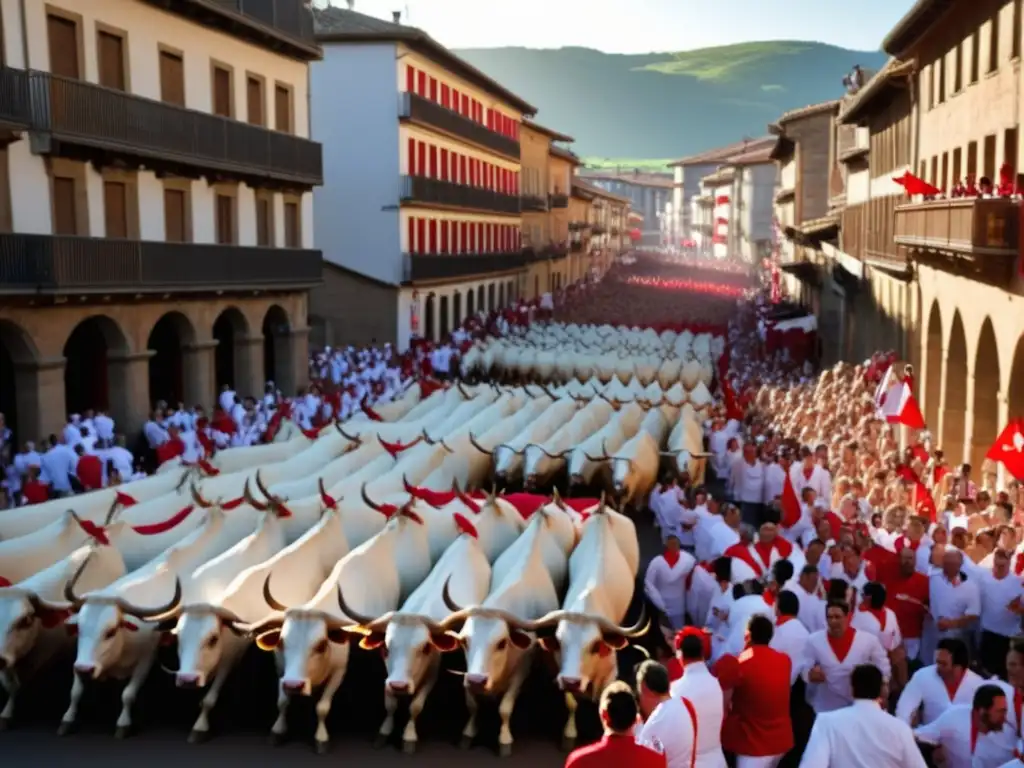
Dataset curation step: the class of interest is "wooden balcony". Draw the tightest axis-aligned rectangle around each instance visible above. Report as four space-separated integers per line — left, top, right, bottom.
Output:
0 66 31 133
520 193 548 212
400 176 520 214
549 192 569 208
403 252 528 283
400 92 520 161
0 234 321 296
894 198 1019 257
139 0 319 59
27 71 322 187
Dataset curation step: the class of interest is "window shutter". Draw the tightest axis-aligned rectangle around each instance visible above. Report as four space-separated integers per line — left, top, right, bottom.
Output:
429 77 438 101
441 83 450 107
408 137 417 175
440 148 449 181
440 220 449 254
417 142 426 176
429 219 437 254
406 65 415 93
417 217 426 254
407 217 416 253
417 70 427 95
460 221 468 253
429 145 438 178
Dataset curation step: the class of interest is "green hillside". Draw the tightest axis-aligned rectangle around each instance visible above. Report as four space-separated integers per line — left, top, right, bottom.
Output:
454 41 886 160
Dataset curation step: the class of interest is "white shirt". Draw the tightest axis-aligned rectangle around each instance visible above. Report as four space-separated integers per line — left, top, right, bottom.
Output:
929 572 982 643
39 444 76 492
803 628 891 712
720 594 774 660
783 580 827 633
93 414 115 442
730 459 765 504
790 463 832 506
709 521 741 558
979 571 1024 637
100 445 135 480
800 699 927 768
762 461 788 505
850 606 903 652
635 697 696 768
771 617 811 685
143 420 169 449
669 662 727 768
914 703 1016 768
895 665 987 726
644 553 695 622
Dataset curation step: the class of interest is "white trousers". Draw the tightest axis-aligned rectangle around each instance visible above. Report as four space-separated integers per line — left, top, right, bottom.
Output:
904 638 921 663
735 755 784 768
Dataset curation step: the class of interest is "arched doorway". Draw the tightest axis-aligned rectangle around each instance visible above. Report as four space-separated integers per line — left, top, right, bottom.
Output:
453 292 462 328
487 283 496 312
213 307 249 393
499 283 506 308
0 320 40 444
971 318 1000 475
466 288 475 318
262 305 292 396
941 312 968 465
439 295 450 339
476 286 485 315
1010 335 1024 422
924 302 942 431
424 294 436 341
148 312 195 407
63 315 129 417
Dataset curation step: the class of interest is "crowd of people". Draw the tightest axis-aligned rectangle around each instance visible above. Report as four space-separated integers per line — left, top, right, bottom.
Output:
573 286 1024 767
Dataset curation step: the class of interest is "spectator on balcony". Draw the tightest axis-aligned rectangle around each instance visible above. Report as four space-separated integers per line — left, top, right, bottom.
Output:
997 163 1017 197
950 179 965 198
964 174 979 197
979 176 994 197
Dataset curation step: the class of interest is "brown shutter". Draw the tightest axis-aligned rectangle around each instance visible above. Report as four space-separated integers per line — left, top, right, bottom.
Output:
164 188 186 242
216 194 234 244
52 177 77 235
255 197 271 246
984 134 997 180
97 31 125 91
212 67 232 118
247 76 264 126
274 85 291 133
47 15 79 79
284 202 299 247
103 181 128 238
159 51 185 106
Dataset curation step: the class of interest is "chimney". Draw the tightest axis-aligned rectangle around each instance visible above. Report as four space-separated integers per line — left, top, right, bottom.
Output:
392 10 401 23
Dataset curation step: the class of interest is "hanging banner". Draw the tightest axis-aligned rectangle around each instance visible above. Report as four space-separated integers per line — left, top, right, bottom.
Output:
410 290 421 334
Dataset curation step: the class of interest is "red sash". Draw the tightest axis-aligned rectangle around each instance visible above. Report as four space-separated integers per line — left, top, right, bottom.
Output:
681 696 698 768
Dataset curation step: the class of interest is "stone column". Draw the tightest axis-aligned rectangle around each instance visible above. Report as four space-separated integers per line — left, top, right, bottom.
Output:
182 339 218 410
939 350 968 465
14 356 65 442
968 374 1001 476
107 350 155 439
284 326 310 395
237 334 265 399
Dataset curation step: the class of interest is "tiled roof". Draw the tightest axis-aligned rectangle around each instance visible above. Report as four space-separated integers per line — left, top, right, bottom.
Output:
572 178 631 204
724 137 778 166
523 120 574 143
837 58 915 124
668 136 774 167
775 99 841 125
577 170 674 189
549 144 582 164
313 7 537 115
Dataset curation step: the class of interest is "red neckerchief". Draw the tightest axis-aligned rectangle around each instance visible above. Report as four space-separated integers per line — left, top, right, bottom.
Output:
664 549 681 568
762 589 776 606
943 670 965 701
894 535 921 553
1014 553 1024 576
724 543 765 577
826 627 856 663
776 615 796 627
803 466 814 481
680 697 699 768
753 536 793 570
858 603 887 631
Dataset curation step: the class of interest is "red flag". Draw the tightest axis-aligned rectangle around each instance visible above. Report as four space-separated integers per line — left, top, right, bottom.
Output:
912 480 937 522
986 419 1024 480
892 171 940 197
780 472 801 528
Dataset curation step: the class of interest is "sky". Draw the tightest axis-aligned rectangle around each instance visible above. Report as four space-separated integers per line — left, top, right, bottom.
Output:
315 0 917 53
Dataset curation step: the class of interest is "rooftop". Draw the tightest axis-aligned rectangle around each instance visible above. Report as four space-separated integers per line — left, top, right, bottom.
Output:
572 178 632 205
313 7 537 115
522 120 574 143
668 136 774 168
882 0 955 56
549 144 582 165
837 58 916 123
775 99 841 126
724 137 778 166
577 169 674 189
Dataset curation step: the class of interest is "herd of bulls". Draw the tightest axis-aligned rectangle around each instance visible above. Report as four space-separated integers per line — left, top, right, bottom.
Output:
0 323 724 755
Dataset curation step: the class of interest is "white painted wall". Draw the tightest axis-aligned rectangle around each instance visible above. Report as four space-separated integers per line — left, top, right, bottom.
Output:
396 274 519 350
312 42 402 284
9 0 315 245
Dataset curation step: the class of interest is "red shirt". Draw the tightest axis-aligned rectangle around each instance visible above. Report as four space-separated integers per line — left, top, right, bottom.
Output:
21 480 49 505
155 437 185 466
565 734 666 768
887 571 930 639
76 454 103 490
718 646 794 756
862 545 900 587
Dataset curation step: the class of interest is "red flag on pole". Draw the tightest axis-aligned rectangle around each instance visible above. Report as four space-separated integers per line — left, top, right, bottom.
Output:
986 419 1024 480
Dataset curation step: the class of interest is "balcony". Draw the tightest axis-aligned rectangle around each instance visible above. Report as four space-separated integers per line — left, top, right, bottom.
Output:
592 225 607 236
401 176 520 214
140 0 319 59
549 192 569 208
0 234 322 296
521 194 548 212
28 71 322 186
0 66 31 134
894 198 1018 256
403 252 528 283
569 221 591 231
400 92 520 160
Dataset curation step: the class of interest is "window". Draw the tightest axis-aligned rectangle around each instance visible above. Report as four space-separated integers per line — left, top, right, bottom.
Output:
159 49 185 106
952 147 962 183
954 42 963 92
971 29 981 83
937 55 945 103
930 156 938 185
967 141 978 176
926 65 933 110
212 64 232 117
255 194 273 246
52 176 78 235
274 84 292 133
47 13 80 78
215 193 235 244
1006 127 1019 178
97 30 126 91
990 12 1000 73
941 152 949 189
284 200 300 247
984 133 997 179
103 181 128 238
247 75 265 126
164 187 187 242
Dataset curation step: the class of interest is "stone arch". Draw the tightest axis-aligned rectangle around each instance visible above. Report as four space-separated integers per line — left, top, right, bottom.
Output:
439 295 450 339
970 317 1000 476
423 294 436 341
924 301 943 432
487 283 496 312
466 288 475 318
262 304 294 396
148 311 197 407
941 311 968 464
213 307 251 394
0 319 40 443
63 314 131 419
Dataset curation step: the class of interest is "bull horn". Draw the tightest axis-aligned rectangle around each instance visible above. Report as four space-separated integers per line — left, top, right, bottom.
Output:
261 573 290 613
441 576 465 614
457 382 472 399
62 551 95 608
421 428 436 445
550 487 567 511
402 474 426 503
254 470 273 502
318 478 337 510
242 477 268 512
117 577 183 623
360 483 386 513
467 432 492 456
583 439 610 463
605 607 650 639
598 491 607 511
190 482 213 509
335 422 360 441
103 497 120 527
336 583 390 628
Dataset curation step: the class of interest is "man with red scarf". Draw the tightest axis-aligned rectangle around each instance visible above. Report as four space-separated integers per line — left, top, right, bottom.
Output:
73 443 103 491
155 425 186 466
724 508 805 581
644 534 695 634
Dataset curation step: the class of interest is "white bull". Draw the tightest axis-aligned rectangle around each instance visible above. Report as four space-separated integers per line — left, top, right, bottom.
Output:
0 540 125 726
335 386 470 445
492 398 580 485
567 402 646 488
0 507 120 586
244 507 434 752
522 399 614 490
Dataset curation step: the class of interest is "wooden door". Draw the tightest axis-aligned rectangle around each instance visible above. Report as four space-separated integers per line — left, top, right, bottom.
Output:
52 177 78 235
159 51 185 106
103 181 128 238
216 194 234 244
164 188 186 242
274 84 291 133
97 31 125 91
212 67 232 117
284 201 299 247
255 196 271 245
247 76 264 126
47 15 79 79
